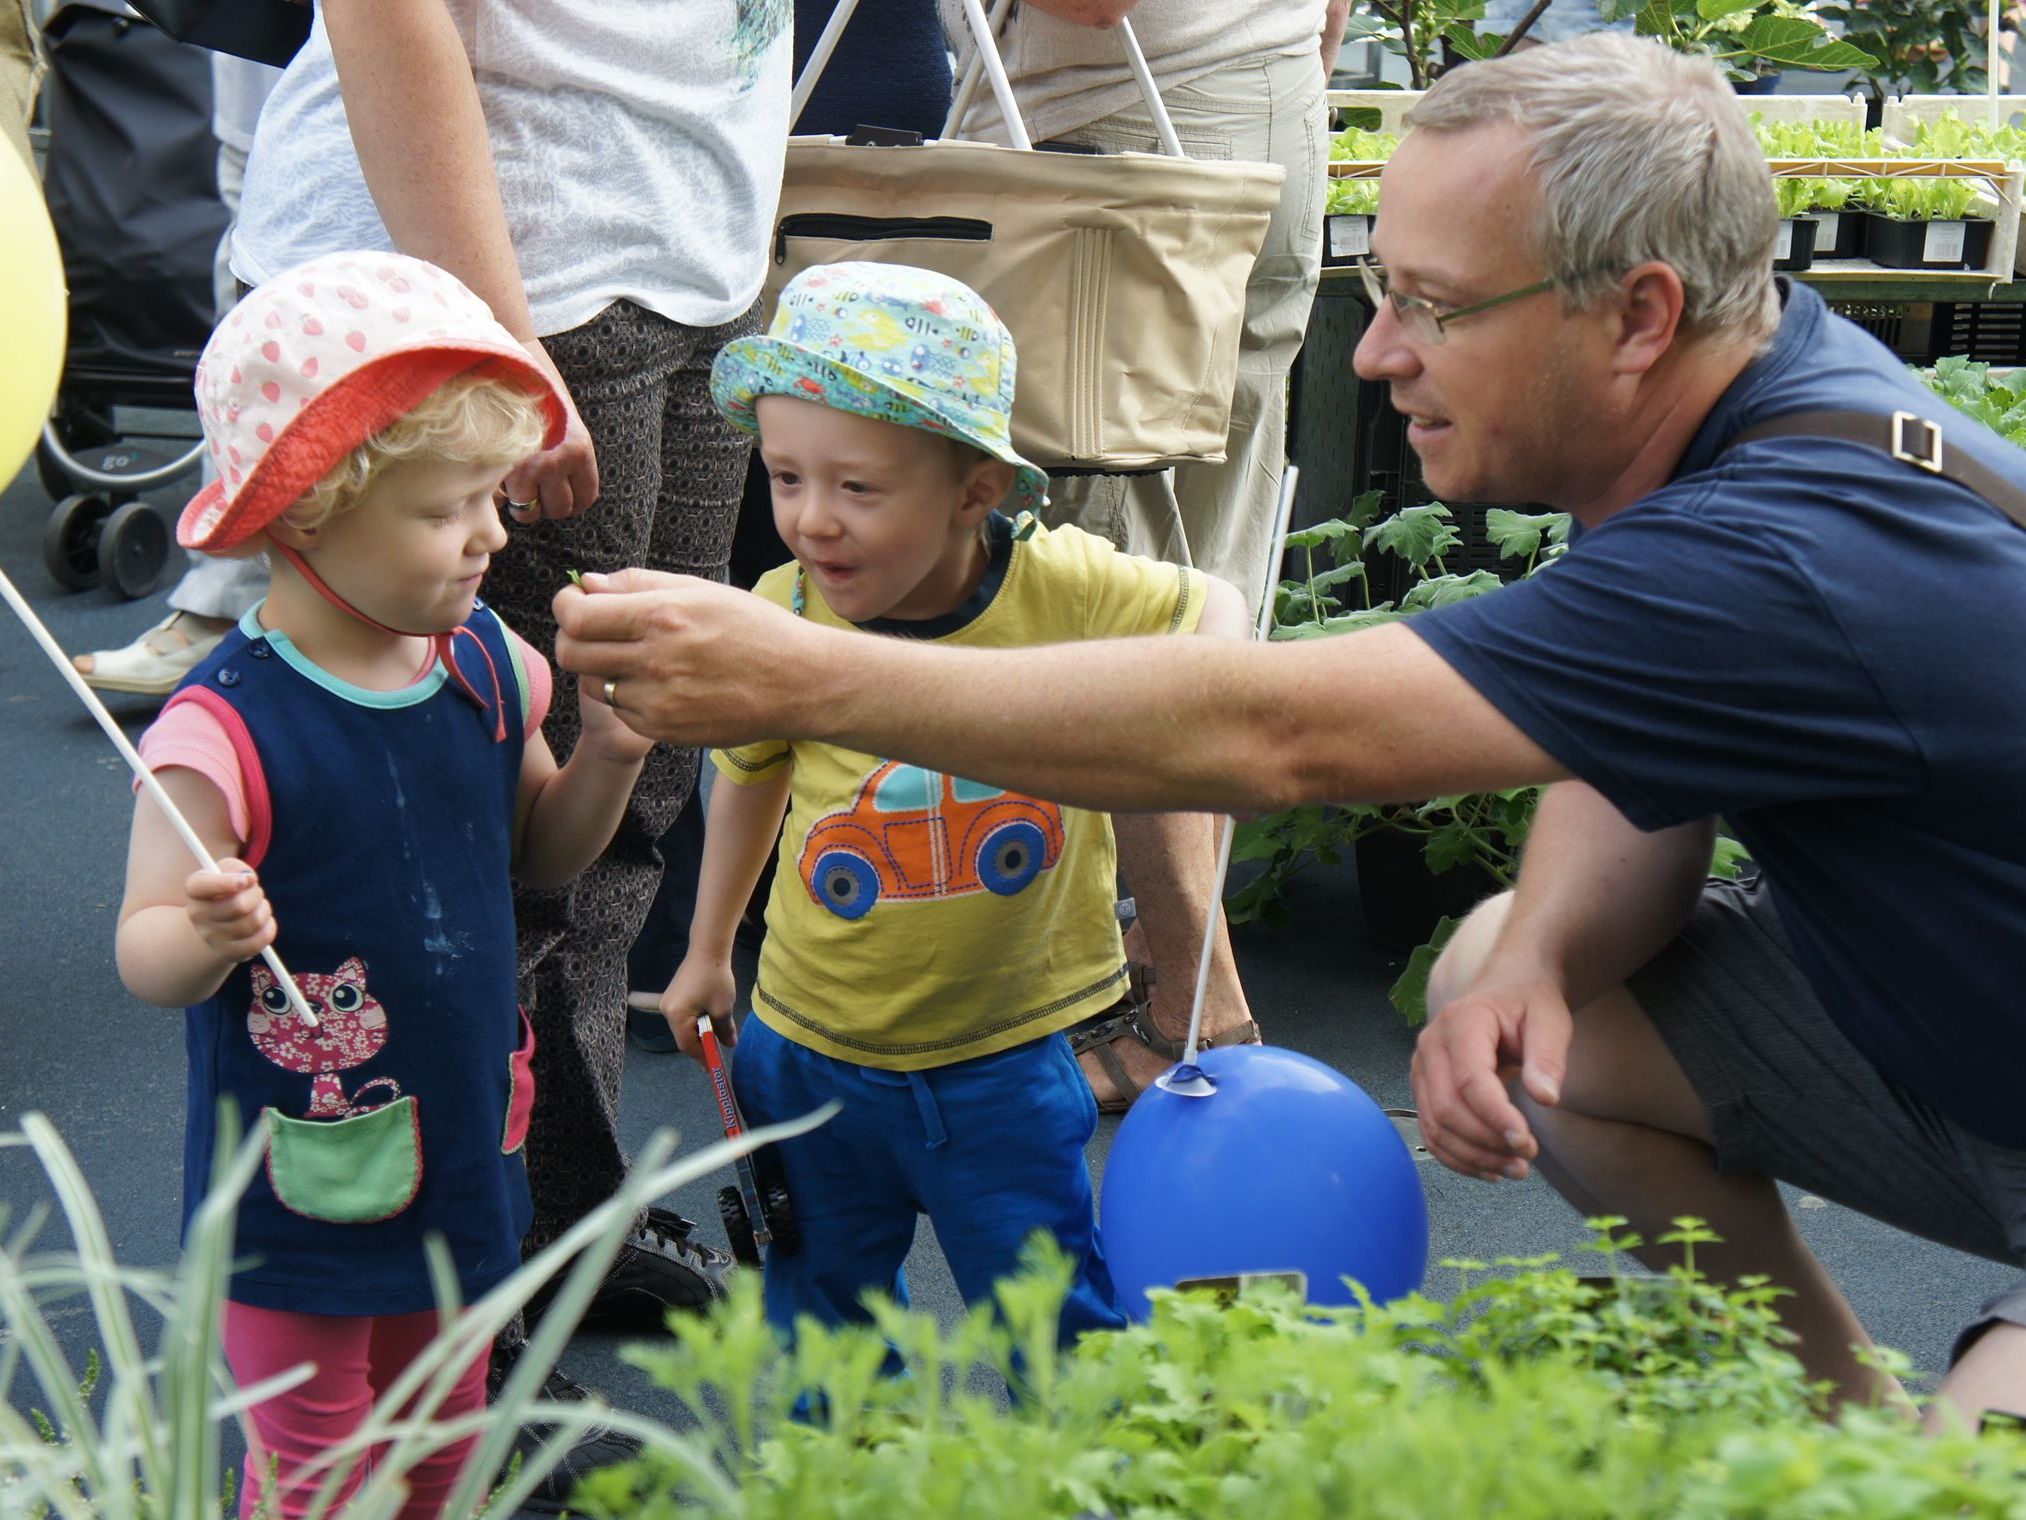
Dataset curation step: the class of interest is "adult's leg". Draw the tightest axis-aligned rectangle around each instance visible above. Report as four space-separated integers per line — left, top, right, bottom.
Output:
0 0 39 173
1426 885 2008 1411
486 301 685 1253
1088 813 1255 1107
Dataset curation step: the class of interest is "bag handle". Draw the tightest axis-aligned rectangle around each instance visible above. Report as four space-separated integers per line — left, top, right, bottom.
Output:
791 0 1185 156
945 3 1186 155
1720 409 2026 531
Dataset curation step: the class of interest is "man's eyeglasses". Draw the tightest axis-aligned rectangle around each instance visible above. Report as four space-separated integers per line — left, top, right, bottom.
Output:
1356 259 1560 345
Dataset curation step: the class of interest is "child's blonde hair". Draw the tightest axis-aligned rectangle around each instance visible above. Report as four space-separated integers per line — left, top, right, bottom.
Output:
281 374 550 534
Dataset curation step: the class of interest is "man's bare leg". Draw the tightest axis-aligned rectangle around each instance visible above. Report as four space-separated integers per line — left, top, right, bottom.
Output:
1930 1323 2026 1433
1084 810 1254 1106
1429 897 1904 1412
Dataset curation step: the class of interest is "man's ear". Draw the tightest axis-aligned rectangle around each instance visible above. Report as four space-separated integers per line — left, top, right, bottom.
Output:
1613 261 1687 377
960 459 1017 521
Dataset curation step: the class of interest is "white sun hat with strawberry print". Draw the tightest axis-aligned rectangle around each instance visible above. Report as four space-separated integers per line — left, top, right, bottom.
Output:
178 251 568 553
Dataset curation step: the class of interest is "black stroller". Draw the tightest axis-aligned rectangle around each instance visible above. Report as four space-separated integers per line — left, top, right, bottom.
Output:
35 0 225 598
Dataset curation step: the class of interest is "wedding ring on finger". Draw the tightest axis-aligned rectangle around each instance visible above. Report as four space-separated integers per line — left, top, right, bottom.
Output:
504 495 537 514
603 677 622 711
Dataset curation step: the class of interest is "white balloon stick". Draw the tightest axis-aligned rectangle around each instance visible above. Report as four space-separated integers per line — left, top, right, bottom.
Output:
0 563 319 1027
1176 464 1301 1069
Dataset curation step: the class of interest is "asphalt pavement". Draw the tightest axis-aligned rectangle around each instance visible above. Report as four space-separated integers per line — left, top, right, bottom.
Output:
2 449 2017 1482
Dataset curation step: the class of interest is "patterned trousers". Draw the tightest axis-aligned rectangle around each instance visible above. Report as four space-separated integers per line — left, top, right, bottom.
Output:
482 298 761 1252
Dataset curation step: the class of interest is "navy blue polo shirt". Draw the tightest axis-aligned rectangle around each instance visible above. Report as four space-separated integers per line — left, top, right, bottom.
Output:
1415 281 2026 1147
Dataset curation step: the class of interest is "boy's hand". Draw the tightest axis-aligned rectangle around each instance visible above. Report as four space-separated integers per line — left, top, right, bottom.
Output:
575 672 657 764
663 955 738 1066
185 860 276 964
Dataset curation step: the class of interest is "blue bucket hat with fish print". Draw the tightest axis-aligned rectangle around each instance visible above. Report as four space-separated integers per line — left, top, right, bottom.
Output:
711 261 1048 511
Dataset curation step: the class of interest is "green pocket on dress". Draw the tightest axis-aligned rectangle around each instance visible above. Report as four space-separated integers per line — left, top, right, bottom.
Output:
264 1097 422 1224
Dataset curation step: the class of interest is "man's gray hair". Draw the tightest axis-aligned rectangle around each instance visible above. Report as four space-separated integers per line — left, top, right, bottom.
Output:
1407 33 1779 343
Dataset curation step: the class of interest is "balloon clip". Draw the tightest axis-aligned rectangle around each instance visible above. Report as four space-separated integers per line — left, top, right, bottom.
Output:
1154 1061 1218 1098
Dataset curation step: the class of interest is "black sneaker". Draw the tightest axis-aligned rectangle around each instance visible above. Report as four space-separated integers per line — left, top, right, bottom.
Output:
525 1207 736 1331
495 1362 642 1515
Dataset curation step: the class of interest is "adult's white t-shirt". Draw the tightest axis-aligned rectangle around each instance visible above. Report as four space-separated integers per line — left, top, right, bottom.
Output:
939 0 1326 146
232 0 791 336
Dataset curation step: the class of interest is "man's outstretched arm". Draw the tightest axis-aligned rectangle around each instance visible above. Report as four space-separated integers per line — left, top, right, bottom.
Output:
554 570 1569 815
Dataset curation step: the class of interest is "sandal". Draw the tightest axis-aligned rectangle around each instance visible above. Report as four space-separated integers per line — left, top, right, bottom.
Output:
1069 965 1262 1115
72 610 231 697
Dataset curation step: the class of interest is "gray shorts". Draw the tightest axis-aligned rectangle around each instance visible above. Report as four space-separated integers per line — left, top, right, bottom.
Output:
1629 875 2026 1364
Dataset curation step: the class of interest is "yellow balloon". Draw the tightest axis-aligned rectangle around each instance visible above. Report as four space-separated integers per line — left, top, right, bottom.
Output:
0 142 67 491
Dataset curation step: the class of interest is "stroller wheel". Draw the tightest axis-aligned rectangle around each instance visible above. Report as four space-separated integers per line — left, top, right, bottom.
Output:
98 501 170 600
760 1183 800 1258
718 1185 762 1269
43 493 113 591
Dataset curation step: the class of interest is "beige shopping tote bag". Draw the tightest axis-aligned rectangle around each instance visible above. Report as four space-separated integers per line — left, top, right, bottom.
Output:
771 0 1285 472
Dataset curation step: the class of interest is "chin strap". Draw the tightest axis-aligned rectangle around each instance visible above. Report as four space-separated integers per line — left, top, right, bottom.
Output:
271 542 508 742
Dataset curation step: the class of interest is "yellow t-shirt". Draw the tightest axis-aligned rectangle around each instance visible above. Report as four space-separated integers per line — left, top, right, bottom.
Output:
712 518 1205 1070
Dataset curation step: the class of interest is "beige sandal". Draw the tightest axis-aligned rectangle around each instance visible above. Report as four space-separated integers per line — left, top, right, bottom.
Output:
72 610 231 696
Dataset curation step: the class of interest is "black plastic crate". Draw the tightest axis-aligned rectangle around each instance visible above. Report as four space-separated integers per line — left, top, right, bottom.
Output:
1929 301 2026 365
1828 300 1941 362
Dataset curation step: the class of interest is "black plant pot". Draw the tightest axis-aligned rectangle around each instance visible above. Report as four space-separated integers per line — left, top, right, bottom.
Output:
1354 827 1501 955
1863 213 1994 271
1772 217 1817 272
1804 209 1866 261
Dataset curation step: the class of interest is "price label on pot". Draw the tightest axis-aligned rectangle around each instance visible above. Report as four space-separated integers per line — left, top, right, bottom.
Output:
1814 213 1840 253
1774 222 1792 260
1925 219 1967 265
1329 215 1370 260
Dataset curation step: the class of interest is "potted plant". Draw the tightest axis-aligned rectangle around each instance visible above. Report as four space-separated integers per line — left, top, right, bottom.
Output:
1852 173 1995 270
1324 125 1396 266
1755 115 1874 260
1771 177 1822 270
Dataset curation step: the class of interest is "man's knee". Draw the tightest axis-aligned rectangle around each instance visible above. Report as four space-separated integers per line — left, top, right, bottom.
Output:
1425 890 1515 1015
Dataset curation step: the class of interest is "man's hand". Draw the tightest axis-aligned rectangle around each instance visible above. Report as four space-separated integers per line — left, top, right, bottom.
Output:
552 568 823 747
502 337 599 522
574 671 657 765
1410 972 1572 1183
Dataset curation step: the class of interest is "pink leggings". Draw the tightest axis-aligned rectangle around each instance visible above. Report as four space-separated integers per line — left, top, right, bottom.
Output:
220 1301 489 1520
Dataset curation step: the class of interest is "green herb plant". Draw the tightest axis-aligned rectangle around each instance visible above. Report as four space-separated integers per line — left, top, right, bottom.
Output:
1755 115 1873 220
1922 355 2026 446
0 1105 830 1518
1326 126 1396 218
579 1224 2026 1520
1852 173 1986 222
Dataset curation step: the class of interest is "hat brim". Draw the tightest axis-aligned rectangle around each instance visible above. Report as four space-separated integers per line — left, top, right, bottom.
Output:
712 334 1049 512
179 342 566 553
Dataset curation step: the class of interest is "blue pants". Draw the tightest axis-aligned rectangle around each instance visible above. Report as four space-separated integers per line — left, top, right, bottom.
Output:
732 1016 1126 1346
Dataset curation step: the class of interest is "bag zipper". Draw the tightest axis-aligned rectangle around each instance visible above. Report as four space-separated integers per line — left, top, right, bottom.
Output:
774 214 992 265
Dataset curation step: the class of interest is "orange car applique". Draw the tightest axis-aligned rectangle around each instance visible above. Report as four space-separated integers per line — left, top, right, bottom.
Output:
798 762 1067 920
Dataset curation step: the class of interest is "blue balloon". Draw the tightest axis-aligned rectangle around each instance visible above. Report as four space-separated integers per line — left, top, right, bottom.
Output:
1099 1044 1428 1319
